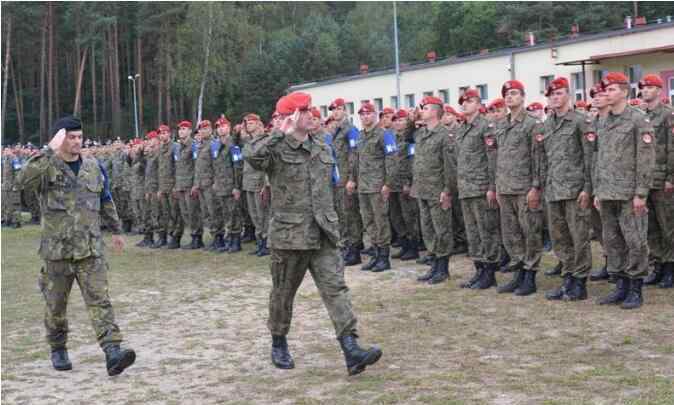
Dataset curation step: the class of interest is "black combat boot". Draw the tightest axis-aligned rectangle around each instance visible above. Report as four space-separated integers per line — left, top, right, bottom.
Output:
337 334 382 376
391 238 408 259
597 276 629 305
227 233 242 253
167 234 182 249
659 262 673 288
452 242 468 255
472 262 498 290
545 273 574 300
104 345 136 376
151 232 167 249
514 270 537 296
400 239 420 261
250 239 262 256
242 226 256 243
417 260 436 282
428 256 449 284
257 238 270 257
499 247 511 272
344 245 363 266
564 277 588 301
361 246 379 271
621 278 643 310
371 247 391 272
461 262 484 288
498 269 525 294
589 257 609 281
545 261 563 277
644 262 663 285
418 239 427 251
416 253 435 266
362 246 376 257
271 335 295 369
50 347 72 371
136 233 154 248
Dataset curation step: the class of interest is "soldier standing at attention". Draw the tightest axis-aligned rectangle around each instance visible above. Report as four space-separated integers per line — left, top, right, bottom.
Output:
244 92 382 376
346 101 399 272
193 120 222 251
154 124 181 249
242 114 271 257
639 74 674 289
174 120 204 249
213 117 243 253
538 77 595 302
143 131 161 249
595 72 656 309
130 139 148 243
2 147 23 228
16 116 136 376
494 80 545 297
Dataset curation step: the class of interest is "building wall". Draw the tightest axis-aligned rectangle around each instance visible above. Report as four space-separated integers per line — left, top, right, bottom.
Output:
294 25 674 128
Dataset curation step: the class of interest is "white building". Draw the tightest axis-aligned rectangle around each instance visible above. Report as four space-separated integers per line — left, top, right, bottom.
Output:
289 21 674 128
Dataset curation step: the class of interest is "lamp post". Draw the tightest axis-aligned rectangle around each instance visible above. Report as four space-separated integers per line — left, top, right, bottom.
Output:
127 74 140 138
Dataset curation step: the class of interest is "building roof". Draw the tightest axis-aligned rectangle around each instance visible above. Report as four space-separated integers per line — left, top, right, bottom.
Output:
289 21 674 91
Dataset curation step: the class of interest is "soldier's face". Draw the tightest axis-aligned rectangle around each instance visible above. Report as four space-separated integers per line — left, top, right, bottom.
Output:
461 98 480 116
159 130 171 142
392 118 407 131
640 85 660 103
493 107 506 121
309 116 320 131
421 104 440 122
504 89 524 109
440 111 454 125
380 114 393 127
199 127 212 139
295 110 312 131
216 125 230 137
359 111 376 127
245 120 258 134
178 127 191 142
332 106 345 121
605 84 628 106
63 130 83 155
549 88 569 110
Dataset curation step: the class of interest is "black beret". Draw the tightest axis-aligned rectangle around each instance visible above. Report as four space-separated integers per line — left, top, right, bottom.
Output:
50 115 82 137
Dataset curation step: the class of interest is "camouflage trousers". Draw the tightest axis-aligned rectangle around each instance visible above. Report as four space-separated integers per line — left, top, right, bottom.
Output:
389 192 420 242
130 198 145 233
359 192 391 248
268 241 358 338
547 199 592 278
157 192 183 237
23 189 40 220
200 187 223 238
112 187 131 223
498 194 543 271
39 256 122 350
418 197 454 257
334 187 363 247
246 190 269 239
461 196 500 264
1 190 21 224
216 193 242 235
452 192 466 247
600 199 649 279
145 194 160 234
647 190 674 264
176 190 203 237
241 193 253 228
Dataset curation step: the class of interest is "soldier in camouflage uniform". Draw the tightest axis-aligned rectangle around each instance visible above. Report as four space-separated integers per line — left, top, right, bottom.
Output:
412 96 456 284
174 120 204 249
538 78 595 302
110 141 132 233
16 116 135 376
142 132 160 248
129 140 147 242
2 148 23 227
241 114 271 256
193 120 222 251
639 74 674 289
244 92 382 376
213 117 243 253
453 89 501 290
594 72 656 309
494 80 544 297
346 101 399 272
329 98 364 266
155 124 183 249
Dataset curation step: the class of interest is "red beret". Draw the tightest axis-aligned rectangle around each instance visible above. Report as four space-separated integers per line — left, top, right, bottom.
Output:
215 117 230 127
443 104 457 115
198 120 212 129
479 105 487 114
601 72 629 89
420 96 443 107
146 130 158 139
455 112 466 122
502 80 525 97
276 92 312 115
243 113 261 122
589 84 604 99
392 109 408 120
310 107 321 119
574 100 587 109
132 138 144 146
177 120 192 129
629 99 642 106
381 107 395 115
487 98 505 110
638 74 664 89
545 77 569 97
459 89 480 105
526 102 544 112
328 98 345 111
358 101 376 114
158 124 170 133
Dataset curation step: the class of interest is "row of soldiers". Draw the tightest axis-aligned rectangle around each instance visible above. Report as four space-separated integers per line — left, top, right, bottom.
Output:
2 144 42 226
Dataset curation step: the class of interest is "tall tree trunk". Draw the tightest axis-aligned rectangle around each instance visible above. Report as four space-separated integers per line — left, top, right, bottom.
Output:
136 37 143 131
196 3 214 125
39 7 48 145
12 59 25 143
1 16 12 135
47 2 54 130
101 40 107 140
111 21 121 137
73 47 88 116
91 45 97 140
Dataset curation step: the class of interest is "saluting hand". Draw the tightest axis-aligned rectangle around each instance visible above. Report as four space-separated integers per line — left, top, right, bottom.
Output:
577 191 590 210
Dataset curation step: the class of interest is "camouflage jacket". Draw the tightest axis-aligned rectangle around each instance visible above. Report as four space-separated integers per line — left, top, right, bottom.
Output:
243 131 340 250
121 154 133 192
494 109 544 195
130 153 146 200
391 123 415 192
194 138 214 189
453 115 495 199
144 150 159 193
645 103 674 189
412 123 456 200
539 109 594 202
174 138 196 191
332 118 357 188
594 105 655 200
349 126 399 194
110 151 128 190
158 141 176 193
15 149 121 260
212 137 242 197
2 157 16 191
242 133 269 192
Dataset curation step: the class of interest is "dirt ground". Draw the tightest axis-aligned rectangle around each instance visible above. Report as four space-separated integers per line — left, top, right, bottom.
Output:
2 226 673 404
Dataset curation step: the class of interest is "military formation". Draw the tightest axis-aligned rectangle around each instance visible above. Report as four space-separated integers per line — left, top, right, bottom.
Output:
3 71 673 377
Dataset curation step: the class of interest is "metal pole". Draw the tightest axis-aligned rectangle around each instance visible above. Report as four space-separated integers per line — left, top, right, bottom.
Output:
129 75 139 138
393 1 401 107
581 62 587 101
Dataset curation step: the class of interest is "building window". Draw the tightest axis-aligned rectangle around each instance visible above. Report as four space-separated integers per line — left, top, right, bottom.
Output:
374 98 383 112
627 65 642 98
346 102 354 115
476 84 488 101
390 96 399 109
459 86 469 96
438 89 449 103
669 77 674 105
593 69 608 85
423 90 434 97
320 106 328 118
540 75 554 95
405 94 416 108
571 72 585 101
